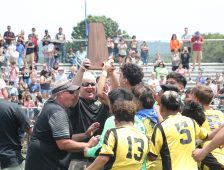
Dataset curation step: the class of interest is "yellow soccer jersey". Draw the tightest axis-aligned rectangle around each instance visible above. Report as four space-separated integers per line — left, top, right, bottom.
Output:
202 109 224 131
142 118 162 170
149 114 208 170
201 109 224 169
99 126 149 170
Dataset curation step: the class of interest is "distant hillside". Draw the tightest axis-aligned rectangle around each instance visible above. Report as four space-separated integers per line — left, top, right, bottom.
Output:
137 41 171 62
38 41 172 63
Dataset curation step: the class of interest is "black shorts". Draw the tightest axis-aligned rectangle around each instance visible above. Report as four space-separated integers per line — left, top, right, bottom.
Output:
172 66 178 71
187 47 191 53
183 64 189 69
34 46 39 52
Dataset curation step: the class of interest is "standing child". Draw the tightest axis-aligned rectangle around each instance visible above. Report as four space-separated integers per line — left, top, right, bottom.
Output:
181 47 191 80
16 40 24 69
54 47 60 64
86 100 149 170
171 52 180 71
9 61 19 86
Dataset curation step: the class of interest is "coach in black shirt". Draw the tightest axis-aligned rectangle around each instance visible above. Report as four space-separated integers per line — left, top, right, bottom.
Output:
25 79 99 170
69 59 110 155
0 79 32 169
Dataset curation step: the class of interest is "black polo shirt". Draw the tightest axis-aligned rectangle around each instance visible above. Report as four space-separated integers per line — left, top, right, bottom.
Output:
0 99 31 169
69 97 110 159
25 41 34 55
25 100 72 170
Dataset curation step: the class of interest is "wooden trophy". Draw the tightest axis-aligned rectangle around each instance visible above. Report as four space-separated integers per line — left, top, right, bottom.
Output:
87 23 109 69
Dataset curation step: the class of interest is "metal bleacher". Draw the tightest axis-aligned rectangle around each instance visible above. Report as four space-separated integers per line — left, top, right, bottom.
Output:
36 62 224 88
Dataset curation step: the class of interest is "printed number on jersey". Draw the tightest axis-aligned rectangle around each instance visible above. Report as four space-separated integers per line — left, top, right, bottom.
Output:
175 121 192 144
126 136 144 161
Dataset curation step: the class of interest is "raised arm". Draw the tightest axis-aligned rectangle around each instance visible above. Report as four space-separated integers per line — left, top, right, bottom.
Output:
72 58 91 86
96 60 115 104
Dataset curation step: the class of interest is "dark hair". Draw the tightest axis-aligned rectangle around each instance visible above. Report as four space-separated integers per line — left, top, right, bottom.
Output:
161 91 180 111
161 84 179 93
182 101 205 126
191 85 214 105
124 56 132 63
132 83 155 109
120 63 144 86
108 88 133 105
9 81 14 86
112 100 136 123
132 35 136 39
11 61 16 65
40 70 49 77
55 47 60 51
25 94 32 101
171 34 177 40
158 62 165 67
30 65 37 70
36 95 43 103
166 72 187 88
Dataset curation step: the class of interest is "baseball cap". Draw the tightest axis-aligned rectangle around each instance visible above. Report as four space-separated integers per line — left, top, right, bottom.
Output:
194 31 200 36
51 80 80 95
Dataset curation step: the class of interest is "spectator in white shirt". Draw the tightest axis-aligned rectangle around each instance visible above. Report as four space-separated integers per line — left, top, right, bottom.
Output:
55 67 67 81
148 72 160 91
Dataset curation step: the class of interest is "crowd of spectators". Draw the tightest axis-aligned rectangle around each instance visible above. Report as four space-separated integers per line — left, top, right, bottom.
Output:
0 26 223 114
0 25 224 170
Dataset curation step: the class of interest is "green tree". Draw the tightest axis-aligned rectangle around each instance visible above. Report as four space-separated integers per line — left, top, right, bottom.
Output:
202 33 224 62
70 15 130 51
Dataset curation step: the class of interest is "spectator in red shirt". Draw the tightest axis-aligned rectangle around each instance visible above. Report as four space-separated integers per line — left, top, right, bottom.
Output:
29 28 39 63
191 31 204 71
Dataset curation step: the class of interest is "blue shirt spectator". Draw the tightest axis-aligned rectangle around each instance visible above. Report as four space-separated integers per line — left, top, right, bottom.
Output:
16 40 24 68
28 77 40 93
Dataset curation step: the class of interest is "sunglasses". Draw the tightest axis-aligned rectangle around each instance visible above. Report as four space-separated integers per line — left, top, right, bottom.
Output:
82 82 96 87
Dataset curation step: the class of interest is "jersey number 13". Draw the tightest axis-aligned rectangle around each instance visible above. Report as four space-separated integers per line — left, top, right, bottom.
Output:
126 136 144 161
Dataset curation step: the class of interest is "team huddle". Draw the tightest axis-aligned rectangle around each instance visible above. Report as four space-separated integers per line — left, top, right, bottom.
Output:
82 59 224 170
1 58 224 170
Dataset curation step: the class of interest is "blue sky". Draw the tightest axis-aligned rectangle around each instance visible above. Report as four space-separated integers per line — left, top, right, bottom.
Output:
1 0 223 41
